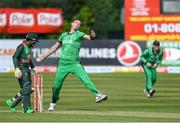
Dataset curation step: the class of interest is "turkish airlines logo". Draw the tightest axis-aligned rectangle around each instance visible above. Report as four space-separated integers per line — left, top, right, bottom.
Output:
38 13 62 26
163 48 180 61
117 41 142 66
10 13 34 26
0 14 6 26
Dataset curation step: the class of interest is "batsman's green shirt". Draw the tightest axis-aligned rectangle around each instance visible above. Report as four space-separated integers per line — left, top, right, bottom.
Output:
58 30 85 63
13 41 35 69
140 47 163 66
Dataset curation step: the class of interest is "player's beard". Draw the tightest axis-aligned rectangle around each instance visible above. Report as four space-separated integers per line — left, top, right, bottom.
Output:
29 42 38 48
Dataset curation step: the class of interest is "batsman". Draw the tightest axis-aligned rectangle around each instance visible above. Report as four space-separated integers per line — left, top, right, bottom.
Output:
6 33 39 113
140 40 163 98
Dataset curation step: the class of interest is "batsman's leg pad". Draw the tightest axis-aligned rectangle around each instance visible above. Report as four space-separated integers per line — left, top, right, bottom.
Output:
11 91 22 107
23 82 32 95
22 82 31 111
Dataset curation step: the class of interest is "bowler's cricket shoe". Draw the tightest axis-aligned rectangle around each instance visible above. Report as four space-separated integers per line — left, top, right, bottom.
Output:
149 89 156 97
48 103 56 111
144 89 151 98
95 92 108 103
6 99 17 113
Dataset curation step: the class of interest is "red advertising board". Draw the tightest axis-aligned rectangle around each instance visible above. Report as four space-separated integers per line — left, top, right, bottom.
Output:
125 0 180 41
0 8 63 34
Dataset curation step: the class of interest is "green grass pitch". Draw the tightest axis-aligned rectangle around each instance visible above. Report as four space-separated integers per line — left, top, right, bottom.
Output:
0 73 180 122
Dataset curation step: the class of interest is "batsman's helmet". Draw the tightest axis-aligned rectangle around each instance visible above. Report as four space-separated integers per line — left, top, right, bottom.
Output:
26 32 39 42
25 32 39 47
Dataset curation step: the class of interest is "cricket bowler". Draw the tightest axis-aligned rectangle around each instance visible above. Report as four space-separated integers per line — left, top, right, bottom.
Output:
37 19 108 111
140 40 163 98
6 33 39 113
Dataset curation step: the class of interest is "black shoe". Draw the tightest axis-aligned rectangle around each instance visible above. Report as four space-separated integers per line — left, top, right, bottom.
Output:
149 89 156 97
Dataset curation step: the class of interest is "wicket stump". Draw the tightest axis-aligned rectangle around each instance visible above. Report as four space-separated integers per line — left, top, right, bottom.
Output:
33 75 43 112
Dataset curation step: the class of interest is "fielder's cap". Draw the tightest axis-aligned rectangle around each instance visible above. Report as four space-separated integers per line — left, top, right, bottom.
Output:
26 32 39 42
153 40 160 46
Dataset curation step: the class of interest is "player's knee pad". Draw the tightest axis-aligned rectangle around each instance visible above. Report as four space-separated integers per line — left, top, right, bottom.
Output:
22 82 31 95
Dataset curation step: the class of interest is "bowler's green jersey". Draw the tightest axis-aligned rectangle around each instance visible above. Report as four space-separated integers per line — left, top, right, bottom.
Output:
140 47 163 67
58 30 85 63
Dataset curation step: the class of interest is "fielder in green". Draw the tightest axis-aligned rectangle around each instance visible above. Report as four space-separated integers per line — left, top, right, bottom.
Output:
6 33 39 113
37 19 108 111
140 40 163 98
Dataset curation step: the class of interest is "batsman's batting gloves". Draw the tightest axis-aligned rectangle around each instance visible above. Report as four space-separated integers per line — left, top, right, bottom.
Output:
15 68 22 78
